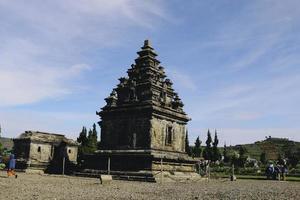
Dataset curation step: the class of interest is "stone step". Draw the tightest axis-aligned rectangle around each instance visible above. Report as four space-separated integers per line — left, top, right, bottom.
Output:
74 170 156 182
114 175 156 182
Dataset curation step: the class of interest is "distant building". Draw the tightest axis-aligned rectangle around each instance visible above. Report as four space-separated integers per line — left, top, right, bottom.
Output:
13 131 78 173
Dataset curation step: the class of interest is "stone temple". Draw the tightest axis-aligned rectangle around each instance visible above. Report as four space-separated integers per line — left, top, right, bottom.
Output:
13 131 78 174
83 40 198 181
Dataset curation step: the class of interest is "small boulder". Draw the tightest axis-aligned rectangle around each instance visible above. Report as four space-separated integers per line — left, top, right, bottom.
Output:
230 175 237 181
100 175 112 184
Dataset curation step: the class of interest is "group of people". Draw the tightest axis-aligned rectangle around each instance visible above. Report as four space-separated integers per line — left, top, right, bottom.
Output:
0 154 17 178
266 162 288 181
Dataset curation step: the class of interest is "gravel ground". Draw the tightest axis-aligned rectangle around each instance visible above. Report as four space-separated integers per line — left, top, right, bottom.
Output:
0 171 299 200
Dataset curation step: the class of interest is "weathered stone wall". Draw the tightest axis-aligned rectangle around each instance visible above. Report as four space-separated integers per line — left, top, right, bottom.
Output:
150 117 186 153
29 143 52 163
67 146 78 162
101 116 151 149
151 161 195 172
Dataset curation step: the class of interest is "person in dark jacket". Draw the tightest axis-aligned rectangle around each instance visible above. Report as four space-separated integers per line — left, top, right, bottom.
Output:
7 154 17 178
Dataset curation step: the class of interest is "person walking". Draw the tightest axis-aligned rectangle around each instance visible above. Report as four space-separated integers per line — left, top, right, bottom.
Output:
282 164 288 181
7 154 17 178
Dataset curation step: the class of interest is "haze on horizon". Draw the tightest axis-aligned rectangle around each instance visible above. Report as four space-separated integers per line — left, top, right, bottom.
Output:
0 0 299 145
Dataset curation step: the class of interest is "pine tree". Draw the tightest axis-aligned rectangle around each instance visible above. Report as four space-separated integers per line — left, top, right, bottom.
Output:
213 130 219 147
195 136 201 148
212 130 221 161
203 129 212 160
92 123 98 141
206 129 212 147
77 126 88 145
185 131 192 156
193 136 202 157
77 125 98 155
77 126 88 161
87 128 97 153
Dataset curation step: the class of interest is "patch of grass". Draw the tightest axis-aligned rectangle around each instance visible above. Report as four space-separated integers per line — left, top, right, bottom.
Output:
219 174 300 182
286 176 300 182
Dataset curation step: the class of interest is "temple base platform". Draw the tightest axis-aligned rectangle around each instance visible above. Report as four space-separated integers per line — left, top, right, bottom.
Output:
77 149 202 182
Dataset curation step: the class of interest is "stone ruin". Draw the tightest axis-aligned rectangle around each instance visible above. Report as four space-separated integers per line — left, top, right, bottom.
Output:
82 40 199 181
13 131 78 174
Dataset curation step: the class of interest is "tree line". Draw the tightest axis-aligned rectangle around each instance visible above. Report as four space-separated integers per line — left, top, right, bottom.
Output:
185 129 221 161
185 129 250 167
77 123 100 156
185 130 300 169
76 124 300 169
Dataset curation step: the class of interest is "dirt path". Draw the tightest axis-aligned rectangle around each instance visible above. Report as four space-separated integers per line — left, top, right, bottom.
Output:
0 171 299 200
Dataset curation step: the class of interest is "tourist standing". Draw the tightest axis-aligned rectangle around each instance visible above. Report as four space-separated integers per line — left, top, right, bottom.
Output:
282 164 288 181
7 154 17 178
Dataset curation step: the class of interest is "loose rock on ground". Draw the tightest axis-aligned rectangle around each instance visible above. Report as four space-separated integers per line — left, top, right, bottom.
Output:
0 171 299 200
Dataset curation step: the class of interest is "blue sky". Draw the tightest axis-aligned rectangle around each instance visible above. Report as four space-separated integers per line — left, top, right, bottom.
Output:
0 0 299 145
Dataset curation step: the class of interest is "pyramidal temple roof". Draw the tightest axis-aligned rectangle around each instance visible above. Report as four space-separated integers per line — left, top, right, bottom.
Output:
99 40 188 120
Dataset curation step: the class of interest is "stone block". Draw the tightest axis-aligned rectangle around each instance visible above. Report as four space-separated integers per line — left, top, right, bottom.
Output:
100 175 112 184
230 175 237 181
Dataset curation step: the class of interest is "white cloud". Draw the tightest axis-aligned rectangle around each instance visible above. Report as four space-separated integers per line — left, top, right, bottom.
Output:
186 71 300 135
194 1 300 71
0 0 168 107
167 69 197 91
229 34 280 70
0 63 90 106
0 109 96 139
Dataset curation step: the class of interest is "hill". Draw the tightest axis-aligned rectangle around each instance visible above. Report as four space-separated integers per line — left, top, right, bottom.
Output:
226 137 300 161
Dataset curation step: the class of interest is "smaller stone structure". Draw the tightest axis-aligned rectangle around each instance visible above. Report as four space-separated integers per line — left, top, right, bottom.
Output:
13 131 78 173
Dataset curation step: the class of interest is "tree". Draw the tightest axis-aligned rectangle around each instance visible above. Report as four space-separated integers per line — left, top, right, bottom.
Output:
97 140 102 150
203 129 212 160
193 136 202 157
285 147 300 168
77 125 98 156
260 152 267 165
77 126 87 145
92 123 98 140
212 130 221 161
231 151 239 167
0 142 3 155
86 128 97 153
185 131 192 156
278 154 285 165
91 123 98 149
288 154 299 168
77 126 88 161
237 146 248 167
223 144 230 163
